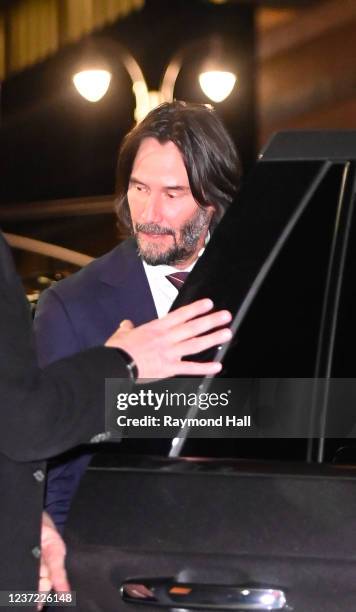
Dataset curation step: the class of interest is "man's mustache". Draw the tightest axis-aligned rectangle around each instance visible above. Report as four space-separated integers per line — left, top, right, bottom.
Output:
135 223 175 236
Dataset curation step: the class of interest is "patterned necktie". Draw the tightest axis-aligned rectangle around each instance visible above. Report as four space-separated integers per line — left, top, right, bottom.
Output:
166 271 189 291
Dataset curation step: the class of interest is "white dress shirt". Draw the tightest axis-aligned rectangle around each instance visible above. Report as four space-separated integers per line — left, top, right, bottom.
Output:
142 240 207 318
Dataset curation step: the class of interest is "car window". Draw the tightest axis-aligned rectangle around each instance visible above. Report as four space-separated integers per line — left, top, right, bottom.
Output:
222 162 345 378
93 161 349 464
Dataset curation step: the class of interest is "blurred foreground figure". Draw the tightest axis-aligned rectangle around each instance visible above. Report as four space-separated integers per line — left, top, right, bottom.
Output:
0 230 231 609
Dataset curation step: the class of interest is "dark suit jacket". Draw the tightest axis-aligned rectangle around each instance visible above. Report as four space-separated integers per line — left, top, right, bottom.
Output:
34 238 157 529
0 232 129 603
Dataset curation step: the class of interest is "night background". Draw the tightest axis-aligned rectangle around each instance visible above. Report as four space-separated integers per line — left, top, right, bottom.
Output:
0 0 355 282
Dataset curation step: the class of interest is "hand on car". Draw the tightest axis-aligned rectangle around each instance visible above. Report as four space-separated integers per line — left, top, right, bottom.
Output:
105 298 232 379
37 511 70 610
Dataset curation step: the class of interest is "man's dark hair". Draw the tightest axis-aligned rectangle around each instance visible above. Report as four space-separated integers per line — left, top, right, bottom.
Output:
115 100 241 231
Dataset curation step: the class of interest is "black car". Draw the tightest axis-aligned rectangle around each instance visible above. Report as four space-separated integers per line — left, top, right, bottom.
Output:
64 131 356 612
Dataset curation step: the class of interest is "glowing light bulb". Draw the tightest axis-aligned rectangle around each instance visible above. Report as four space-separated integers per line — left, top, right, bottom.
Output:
199 70 237 103
73 69 112 102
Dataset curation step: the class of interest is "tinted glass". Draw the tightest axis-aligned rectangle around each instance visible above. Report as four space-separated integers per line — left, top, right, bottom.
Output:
175 161 345 377
95 161 348 463
170 161 346 460
323 170 356 452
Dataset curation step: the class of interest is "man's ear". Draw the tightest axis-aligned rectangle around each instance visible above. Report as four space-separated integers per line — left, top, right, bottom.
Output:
208 203 218 221
208 202 225 229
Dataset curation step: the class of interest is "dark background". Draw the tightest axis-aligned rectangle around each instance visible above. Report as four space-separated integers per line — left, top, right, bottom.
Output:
0 0 256 205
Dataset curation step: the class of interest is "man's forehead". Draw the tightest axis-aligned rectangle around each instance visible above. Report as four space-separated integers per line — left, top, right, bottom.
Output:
131 137 188 182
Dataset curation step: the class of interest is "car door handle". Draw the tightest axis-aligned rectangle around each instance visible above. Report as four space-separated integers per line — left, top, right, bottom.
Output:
121 578 287 610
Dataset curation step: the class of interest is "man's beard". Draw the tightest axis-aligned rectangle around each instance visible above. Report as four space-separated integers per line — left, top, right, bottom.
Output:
134 206 211 266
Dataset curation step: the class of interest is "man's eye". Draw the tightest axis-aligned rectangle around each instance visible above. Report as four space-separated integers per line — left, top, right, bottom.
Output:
133 184 146 193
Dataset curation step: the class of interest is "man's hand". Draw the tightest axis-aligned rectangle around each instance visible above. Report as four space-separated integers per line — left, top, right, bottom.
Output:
37 512 70 610
105 298 232 379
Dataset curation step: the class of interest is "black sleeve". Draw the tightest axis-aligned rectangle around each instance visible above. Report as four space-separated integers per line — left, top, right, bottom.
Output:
0 232 127 462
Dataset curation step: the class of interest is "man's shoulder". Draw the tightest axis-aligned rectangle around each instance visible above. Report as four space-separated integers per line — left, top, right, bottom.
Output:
46 238 138 301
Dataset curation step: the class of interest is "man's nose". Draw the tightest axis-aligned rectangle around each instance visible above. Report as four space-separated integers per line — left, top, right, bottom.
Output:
140 191 164 223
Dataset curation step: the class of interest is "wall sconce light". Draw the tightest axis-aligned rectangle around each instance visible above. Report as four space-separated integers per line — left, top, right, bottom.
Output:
198 70 237 103
159 37 237 106
197 37 237 103
72 69 112 102
72 37 237 122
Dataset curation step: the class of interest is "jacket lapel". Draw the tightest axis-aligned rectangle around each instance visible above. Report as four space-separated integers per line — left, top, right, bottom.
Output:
97 238 157 334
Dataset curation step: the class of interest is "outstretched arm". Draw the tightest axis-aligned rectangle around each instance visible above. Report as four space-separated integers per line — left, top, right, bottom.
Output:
0 233 231 462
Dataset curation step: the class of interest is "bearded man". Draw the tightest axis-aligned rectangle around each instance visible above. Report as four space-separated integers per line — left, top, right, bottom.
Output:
34 100 241 530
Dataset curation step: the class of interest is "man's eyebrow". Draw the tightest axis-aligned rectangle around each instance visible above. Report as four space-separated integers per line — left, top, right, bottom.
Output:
129 177 190 191
164 185 190 191
129 176 146 185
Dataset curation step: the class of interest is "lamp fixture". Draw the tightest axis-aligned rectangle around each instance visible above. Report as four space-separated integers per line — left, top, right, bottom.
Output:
197 36 237 103
198 70 237 103
72 69 111 102
160 36 237 106
72 37 237 120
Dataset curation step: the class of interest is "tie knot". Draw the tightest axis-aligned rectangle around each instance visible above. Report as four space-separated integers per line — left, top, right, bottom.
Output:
166 272 189 290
